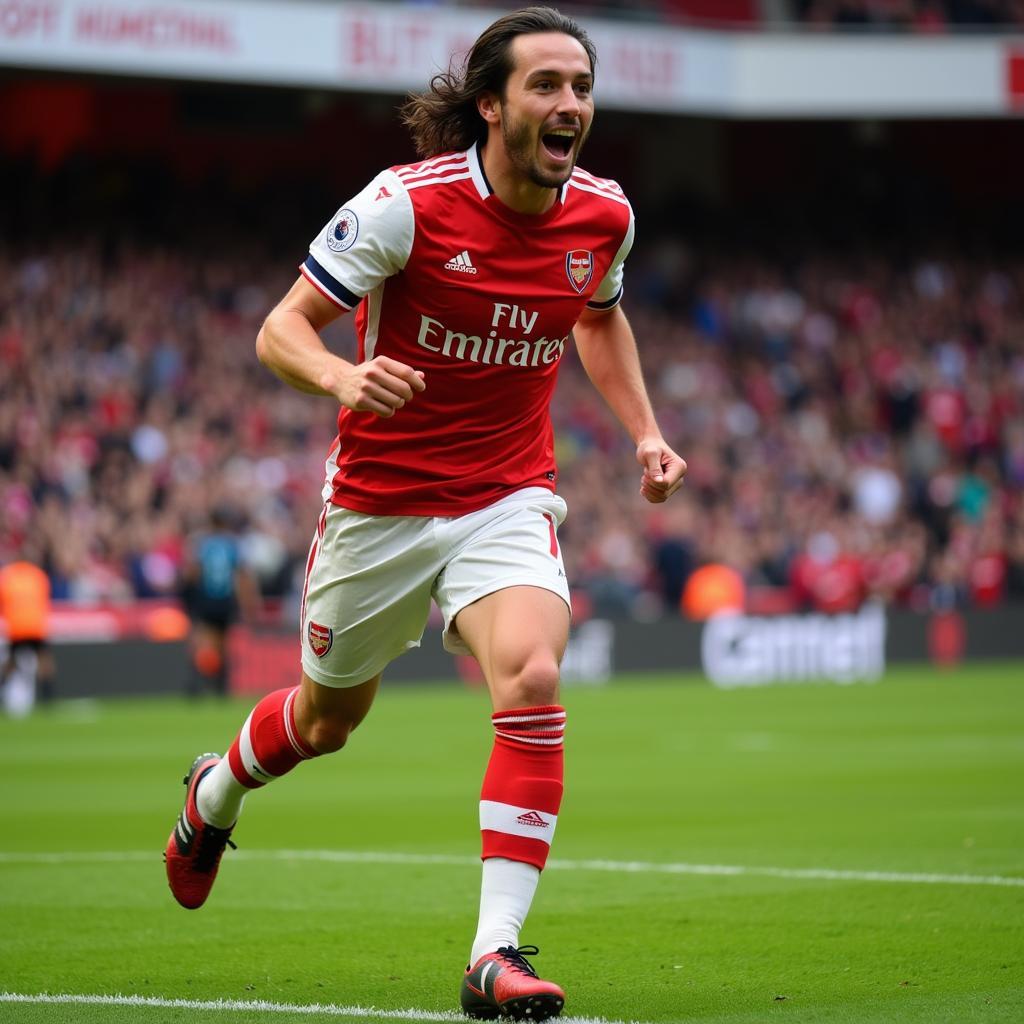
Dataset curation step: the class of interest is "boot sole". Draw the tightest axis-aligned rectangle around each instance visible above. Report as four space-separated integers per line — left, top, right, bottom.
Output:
499 993 564 1020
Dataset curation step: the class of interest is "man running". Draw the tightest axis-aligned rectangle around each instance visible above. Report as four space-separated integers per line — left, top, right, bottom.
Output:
165 7 686 1019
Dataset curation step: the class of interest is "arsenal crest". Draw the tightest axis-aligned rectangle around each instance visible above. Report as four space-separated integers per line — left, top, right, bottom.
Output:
308 621 333 658
565 249 594 293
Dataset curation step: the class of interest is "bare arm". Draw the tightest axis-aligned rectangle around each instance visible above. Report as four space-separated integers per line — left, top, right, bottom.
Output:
256 276 425 417
573 304 686 503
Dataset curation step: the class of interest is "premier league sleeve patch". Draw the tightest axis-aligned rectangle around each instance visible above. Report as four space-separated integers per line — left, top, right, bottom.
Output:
326 209 359 253
308 620 334 657
565 249 594 293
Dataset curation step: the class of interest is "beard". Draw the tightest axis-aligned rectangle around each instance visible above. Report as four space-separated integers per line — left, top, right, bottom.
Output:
501 113 583 190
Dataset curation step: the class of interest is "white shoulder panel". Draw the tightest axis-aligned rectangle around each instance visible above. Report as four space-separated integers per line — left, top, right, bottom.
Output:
305 169 414 308
588 201 635 310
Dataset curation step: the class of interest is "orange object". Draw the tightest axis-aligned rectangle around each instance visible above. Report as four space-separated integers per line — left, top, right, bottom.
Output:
0 561 51 641
681 564 745 621
146 605 191 642
194 644 223 675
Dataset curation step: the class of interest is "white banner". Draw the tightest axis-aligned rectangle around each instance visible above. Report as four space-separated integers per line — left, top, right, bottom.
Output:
701 605 887 688
0 0 1022 115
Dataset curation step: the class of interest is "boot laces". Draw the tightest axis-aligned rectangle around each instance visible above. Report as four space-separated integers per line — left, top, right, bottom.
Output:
194 825 236 872
495 945 541 979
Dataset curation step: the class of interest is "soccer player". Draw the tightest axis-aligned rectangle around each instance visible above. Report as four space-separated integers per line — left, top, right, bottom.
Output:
179 506 257 698
165 7 686 1019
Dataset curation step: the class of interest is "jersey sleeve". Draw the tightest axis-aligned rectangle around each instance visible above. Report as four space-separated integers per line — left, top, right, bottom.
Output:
587 202 634 311
301 169 414 310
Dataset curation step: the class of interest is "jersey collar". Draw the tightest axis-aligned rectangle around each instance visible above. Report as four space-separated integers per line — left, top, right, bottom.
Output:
467 141 491 200
467 142 569 207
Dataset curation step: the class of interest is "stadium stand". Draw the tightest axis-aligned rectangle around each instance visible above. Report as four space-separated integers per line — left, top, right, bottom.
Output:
2 142 1021 622
792 0 1024 30
469 0 1024 29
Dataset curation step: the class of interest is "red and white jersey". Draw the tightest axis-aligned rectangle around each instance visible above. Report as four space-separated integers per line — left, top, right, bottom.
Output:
301 142 634 516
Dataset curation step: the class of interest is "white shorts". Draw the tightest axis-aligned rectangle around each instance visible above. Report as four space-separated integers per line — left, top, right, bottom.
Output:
300 487 570 687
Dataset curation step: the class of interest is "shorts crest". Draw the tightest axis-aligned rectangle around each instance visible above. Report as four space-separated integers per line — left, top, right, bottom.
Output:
308 620 333 658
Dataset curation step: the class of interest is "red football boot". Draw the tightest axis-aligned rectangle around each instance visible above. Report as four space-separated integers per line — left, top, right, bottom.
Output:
164 753 236 909
460 945 565 1020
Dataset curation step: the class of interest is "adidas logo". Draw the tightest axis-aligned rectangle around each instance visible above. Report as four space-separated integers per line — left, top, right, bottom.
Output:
516 810 550 828
444 249 478 275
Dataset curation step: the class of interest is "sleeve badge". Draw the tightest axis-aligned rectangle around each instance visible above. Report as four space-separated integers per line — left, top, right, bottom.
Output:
326 209 359 253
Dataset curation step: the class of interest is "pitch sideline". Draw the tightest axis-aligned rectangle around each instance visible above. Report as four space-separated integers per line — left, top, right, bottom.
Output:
0 848 1020 888
0 992 638 1024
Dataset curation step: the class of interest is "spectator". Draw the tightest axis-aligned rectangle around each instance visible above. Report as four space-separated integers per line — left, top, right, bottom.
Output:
0 546 55 715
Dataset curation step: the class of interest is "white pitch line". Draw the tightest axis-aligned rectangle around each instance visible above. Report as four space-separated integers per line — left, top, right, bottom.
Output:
0 848 1020 888
0 992 638 1024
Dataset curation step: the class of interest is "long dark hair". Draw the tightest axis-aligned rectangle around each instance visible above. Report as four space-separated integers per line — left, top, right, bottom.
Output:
400 6 596 159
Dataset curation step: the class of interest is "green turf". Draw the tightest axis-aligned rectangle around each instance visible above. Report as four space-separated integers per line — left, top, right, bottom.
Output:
1 662 1022 1023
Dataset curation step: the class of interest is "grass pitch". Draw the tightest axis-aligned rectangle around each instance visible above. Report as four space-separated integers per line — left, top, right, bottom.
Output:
1 662 1022 1023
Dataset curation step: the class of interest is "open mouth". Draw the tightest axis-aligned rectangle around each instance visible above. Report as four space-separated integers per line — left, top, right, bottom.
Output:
541 130 576 161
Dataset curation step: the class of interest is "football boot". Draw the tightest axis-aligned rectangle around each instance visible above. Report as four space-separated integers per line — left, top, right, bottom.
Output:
460 944 565 1020
164 753 235 909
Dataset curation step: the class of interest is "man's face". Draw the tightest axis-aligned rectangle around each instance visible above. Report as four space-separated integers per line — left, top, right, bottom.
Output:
497 32 595 190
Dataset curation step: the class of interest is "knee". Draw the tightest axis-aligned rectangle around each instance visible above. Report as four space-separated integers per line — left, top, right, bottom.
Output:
305 714 357 754
296 673 378 754
505 654 561 708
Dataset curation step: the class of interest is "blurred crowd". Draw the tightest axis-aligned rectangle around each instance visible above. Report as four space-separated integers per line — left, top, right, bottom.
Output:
793 0 1024 29
0 241 325 614
411 0 1024 30
559 240 1024 616
1 228 1022 620
512 0 1024 30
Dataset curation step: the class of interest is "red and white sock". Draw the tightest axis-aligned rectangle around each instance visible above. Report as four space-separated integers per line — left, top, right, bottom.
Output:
196 686 319 828
470 705 565 963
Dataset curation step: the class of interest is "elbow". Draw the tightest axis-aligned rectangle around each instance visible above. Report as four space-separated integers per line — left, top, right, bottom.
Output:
255 320 272 368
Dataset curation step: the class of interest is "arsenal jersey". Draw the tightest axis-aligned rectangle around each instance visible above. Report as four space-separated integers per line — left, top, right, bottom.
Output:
301 142 634 517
